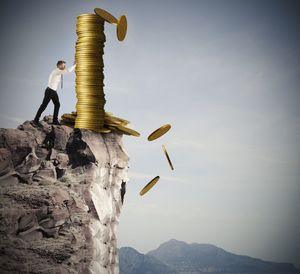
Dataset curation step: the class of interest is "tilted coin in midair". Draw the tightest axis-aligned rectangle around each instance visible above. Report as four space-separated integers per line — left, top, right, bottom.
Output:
148 124 171 141
139 176 160 196
117 15 127 41
94 8 118 24
162 144 174 170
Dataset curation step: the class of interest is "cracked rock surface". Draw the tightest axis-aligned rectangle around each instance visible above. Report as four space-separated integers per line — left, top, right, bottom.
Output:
0 116 129 274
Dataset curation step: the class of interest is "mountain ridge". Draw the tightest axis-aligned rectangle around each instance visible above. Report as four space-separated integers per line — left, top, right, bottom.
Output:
119 239 299 274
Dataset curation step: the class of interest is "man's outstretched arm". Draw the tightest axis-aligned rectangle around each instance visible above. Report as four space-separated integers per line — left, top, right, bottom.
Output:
60 62 76 74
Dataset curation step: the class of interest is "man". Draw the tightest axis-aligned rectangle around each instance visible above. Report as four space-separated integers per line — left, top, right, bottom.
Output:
32 60 76 126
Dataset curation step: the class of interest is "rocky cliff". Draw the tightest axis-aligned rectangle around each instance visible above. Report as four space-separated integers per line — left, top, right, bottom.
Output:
0 116 129 274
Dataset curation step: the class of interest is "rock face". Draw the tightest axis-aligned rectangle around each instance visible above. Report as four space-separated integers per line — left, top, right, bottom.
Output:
0 116 129 274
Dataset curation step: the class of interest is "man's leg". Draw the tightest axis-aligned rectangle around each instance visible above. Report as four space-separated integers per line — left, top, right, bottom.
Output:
51 90 61 123
34 88 51 122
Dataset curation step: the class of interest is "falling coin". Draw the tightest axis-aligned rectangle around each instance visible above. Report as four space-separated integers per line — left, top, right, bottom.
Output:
94 8 118 24
117 15 127 41
139 176 160 196
148 124 171 141
162 144 174 170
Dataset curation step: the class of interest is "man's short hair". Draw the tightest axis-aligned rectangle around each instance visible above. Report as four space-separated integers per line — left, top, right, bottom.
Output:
57 60 66 67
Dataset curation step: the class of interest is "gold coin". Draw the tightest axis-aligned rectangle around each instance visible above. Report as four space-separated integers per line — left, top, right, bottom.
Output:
76 114 104 118
62 116 76 119
76 29 104 34
76 112 104 115
76 84 99 86
76 94 105 97
93 128 111 133
139 176 160 196
76 74 104 77
76 99 105 102
76 113 104 117
76 98 105 102
75 52 104 55
75 81 104 84
76 105 105 109
76 96 105 99
76 123 105 127
94 8 118 24
62 113 76 118
76 38 105 43
75 122 104 126
116 15 127 41
76 69 103 71
162 144 174 170
105 122 121 127
61 119 75 124
106 125 118 130
76 113 104 116
76 110 104 113
76 90 105 93
104 117 122 122
116 124 140 137
105 116 129 125
61 117 75 122
76 116 104 119
75 122 105 125
148 124 171 141
76 102 105 106
76 117 103 120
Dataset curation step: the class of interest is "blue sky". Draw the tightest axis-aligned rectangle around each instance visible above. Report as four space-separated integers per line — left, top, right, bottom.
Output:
0 0 299 268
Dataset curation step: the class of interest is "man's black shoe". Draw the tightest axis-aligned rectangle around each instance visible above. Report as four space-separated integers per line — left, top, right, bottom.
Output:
31 119 42 127
52 120 61 126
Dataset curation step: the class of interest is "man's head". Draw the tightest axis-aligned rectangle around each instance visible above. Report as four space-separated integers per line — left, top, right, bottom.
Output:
56 60 66 70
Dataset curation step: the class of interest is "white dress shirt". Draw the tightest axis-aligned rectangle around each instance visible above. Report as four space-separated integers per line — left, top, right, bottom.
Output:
48 64 76 91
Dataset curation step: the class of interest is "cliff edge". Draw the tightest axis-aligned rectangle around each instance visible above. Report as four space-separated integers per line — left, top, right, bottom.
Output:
0 116 129 274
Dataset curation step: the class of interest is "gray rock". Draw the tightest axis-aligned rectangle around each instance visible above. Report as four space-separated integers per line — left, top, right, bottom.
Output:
0 148 13 177
33 160 57 182
17 120 51 145
0 116 129 274
15 151 41 174
17 213 38 233
53 125 73 151
35 146 50 160
0 128 37 166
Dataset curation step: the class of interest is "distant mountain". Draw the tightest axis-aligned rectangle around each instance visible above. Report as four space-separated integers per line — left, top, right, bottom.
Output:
119 239 300 274
147 239 299 274
119 246 177 274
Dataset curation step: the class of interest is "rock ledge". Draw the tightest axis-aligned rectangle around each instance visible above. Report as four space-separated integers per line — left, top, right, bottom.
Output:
0 117 129 274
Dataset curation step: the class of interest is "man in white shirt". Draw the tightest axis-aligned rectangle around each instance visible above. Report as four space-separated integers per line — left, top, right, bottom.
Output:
32 60 76 126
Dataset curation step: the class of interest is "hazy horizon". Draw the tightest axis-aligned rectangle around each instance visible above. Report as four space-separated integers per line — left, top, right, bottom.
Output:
0 0 299 269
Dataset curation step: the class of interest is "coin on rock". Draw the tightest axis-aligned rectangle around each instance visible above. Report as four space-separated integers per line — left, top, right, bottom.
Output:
94 128 111 133
162 144 174 170
147 124 171 141
116 15 127 41
94 8 118 24
139 176 160 196
117 124 140 137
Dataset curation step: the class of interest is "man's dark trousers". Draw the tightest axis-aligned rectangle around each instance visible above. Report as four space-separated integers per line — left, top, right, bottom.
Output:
34 87 60 122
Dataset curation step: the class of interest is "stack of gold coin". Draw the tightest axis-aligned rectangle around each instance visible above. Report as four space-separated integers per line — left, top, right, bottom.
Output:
74 14 106 132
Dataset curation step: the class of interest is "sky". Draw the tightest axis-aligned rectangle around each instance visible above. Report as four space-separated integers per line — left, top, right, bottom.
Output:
0 0 300 268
